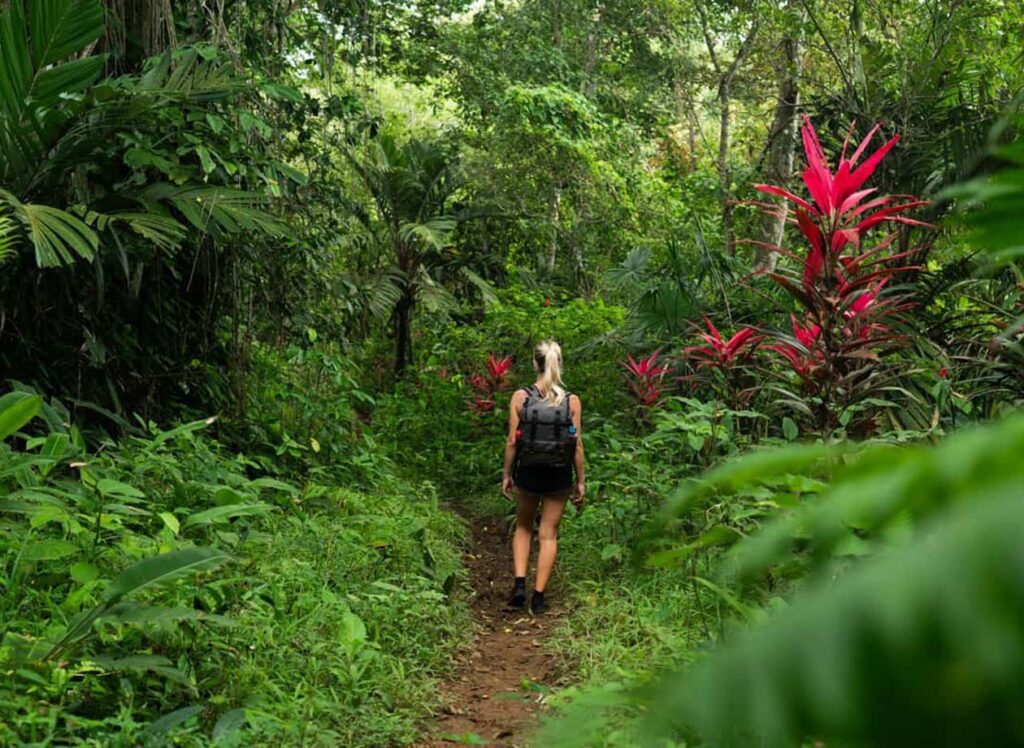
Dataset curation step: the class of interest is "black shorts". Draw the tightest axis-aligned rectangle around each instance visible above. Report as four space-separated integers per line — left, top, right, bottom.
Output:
514 463 573 496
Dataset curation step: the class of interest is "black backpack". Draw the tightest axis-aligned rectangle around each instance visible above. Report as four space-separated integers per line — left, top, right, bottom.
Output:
515 385 577 468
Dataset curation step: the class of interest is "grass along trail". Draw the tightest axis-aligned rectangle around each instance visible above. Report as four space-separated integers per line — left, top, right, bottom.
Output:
422 511 567 747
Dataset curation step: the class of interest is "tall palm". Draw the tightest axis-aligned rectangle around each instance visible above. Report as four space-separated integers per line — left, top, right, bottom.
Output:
348 133 461 373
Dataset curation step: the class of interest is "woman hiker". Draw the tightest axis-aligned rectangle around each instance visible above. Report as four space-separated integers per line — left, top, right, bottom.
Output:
501 340 585 615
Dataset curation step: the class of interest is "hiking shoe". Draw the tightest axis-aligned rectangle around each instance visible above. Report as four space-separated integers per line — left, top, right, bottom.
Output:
529 591 547 616
507 587 526 610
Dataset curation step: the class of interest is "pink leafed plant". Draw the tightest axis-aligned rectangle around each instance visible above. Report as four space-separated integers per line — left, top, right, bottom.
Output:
468 354 513 414
683 317 764 407
746 115 929 433
621 351 670 408
684 317 764 370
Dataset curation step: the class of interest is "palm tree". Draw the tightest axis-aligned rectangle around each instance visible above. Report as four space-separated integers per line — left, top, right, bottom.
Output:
348 132 462 373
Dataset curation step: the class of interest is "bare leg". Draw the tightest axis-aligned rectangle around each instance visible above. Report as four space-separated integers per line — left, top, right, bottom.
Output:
513 490 540 578
534 492 569 592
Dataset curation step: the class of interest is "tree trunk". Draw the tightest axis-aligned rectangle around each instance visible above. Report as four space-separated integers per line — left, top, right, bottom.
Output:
546 186 561 272
694 2 759 258
756 29 802 272
393 285 415 375
718 78 736 257
580 5 603 99
551 0 562 48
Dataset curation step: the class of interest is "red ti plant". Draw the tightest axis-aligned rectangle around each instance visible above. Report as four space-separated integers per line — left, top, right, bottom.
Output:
748 115 929 434
621 351 670 410
683 317 764 406
468 354 513 414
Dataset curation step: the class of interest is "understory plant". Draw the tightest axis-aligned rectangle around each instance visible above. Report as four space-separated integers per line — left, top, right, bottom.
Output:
750 116 930 436
0 390 467 746
468 353 513 413
683 318 763 408
620 351 669 413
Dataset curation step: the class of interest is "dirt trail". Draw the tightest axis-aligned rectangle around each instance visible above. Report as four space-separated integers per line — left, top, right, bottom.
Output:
420 514 565 747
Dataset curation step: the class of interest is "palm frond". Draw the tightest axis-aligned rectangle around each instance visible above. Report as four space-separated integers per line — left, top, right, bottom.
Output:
460 267 499 305
142 184 286 239
416 267 459 315
365 270 405 321
0 208 16 265
399 216 457 250
605 246 652 289
90 210 188 252
0 189 96 266
0 0 105 186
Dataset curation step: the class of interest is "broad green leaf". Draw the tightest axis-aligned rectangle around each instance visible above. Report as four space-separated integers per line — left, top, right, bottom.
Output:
668 442 842 515
141 705 204 739
22 538 78 561
102 546 229 604
212 708 248 739
182 503 273 528
0 391 42 439
159 511 180 535
70 562 99 583
260 82 303 103
195 145 216 174
96 478 145 499
340 610 367 645
782 417 799 441
105 603 234 628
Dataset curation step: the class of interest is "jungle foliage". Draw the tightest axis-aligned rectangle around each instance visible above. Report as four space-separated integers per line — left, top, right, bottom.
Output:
2 0 1024 745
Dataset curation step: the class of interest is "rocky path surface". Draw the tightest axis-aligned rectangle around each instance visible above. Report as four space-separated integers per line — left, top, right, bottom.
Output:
420 514 565 747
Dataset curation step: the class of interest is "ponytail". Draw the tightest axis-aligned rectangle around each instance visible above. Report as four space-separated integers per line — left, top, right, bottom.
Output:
534 340 566 406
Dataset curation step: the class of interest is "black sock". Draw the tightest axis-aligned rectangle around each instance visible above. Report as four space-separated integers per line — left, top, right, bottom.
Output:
532 589 545 601
514 577 526 590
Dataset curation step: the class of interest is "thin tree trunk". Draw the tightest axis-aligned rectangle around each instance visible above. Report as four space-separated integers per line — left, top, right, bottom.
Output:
695 1 759 258
551 0 562 49
717 78 736 256
546 187 561 272
756 28 802 272
394 286 415 375
580 5 603 99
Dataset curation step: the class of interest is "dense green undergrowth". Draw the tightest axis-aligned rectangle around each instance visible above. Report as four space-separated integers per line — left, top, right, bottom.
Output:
0 392 468 746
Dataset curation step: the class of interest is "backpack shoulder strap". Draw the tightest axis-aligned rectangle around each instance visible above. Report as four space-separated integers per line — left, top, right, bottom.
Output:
518 386 534 419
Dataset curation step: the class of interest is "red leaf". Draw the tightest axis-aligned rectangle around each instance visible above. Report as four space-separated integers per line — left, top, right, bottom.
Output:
803 242 824 293
754 184 820 216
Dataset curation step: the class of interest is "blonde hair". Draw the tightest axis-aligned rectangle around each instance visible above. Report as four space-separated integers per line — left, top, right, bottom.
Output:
533 340 567 406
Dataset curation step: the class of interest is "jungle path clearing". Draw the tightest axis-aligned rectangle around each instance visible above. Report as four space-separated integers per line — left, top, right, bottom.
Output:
423 511 564 747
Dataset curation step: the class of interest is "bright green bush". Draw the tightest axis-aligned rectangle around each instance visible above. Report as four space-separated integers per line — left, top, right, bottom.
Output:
0 391 469 746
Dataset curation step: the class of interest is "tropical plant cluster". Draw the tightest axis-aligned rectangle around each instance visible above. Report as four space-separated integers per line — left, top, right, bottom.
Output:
3 0 1024 746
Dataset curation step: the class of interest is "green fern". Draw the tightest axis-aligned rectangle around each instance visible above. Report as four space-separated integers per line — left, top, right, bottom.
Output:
0 208 15 265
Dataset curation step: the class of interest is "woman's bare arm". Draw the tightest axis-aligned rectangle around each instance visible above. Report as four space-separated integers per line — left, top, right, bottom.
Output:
572 395 585 507
502 390 526 499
